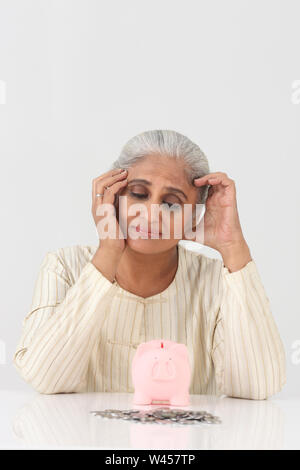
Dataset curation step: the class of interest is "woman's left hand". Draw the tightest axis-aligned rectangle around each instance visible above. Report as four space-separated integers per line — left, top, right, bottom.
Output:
183 171 253 272
192 172 247 252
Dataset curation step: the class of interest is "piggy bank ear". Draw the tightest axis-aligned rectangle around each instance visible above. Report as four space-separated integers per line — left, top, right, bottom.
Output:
169 343 188 358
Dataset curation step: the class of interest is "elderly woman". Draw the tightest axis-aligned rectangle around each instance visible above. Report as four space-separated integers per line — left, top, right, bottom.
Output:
13 130 286 398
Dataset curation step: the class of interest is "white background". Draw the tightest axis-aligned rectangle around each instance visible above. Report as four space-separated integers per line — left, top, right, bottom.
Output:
0 0 299 397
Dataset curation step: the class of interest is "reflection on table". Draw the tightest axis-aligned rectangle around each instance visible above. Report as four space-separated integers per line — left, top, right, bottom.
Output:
12 391 284 449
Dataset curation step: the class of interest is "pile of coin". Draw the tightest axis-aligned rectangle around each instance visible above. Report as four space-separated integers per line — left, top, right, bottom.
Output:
90 407 221 425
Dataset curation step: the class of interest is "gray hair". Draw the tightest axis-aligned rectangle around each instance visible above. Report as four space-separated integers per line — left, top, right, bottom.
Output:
110 129 210 204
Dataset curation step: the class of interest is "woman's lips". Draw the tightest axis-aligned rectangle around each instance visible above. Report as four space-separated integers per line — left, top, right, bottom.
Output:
136 225 161 236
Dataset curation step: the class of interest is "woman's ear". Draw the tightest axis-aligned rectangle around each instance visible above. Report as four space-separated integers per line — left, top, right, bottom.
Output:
182 203 205 241
181 211 197 242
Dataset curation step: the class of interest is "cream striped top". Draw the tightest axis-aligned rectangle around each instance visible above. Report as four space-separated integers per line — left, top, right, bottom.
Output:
13 242 287 399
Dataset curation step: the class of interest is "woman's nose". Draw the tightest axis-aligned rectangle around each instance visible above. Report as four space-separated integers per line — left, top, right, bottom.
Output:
141 198 162 226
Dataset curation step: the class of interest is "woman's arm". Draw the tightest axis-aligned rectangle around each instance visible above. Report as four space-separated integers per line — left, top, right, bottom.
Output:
13 248 119 394
194 171 286 399
211 258 287 399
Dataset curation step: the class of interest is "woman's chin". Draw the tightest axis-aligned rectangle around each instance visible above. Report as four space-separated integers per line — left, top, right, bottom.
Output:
126 235 165 253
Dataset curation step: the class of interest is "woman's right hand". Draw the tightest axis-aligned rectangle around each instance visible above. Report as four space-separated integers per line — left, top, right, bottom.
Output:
92 168 128 255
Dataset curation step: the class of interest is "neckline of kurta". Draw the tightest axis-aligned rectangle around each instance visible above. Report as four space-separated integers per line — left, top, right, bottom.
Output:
112 243 183 304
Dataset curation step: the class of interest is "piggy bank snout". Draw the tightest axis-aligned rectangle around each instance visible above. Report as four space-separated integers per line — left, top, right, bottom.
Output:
151 357 176 381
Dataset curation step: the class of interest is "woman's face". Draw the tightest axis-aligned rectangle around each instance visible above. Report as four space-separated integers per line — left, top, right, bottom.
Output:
117 154 200 254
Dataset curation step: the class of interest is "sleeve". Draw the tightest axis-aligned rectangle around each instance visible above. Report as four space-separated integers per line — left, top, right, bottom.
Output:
13 250 117 394
211 259 287 400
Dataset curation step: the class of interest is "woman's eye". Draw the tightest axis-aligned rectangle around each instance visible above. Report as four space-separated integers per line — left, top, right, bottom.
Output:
161 202 181 210
130 192 181 210
130 192 147 199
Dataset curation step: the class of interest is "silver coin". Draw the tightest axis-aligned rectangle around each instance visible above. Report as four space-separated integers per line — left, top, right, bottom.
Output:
90 408 221 425
153 411 173 418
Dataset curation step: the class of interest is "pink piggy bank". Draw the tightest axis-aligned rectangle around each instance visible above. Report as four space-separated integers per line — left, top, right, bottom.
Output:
131 339 191 406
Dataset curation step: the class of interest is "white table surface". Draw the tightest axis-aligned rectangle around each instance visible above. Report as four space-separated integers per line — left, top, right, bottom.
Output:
0 390 299 450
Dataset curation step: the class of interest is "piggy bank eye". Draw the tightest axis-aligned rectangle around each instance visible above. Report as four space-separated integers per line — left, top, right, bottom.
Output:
154 356 158 360
169 357 172 360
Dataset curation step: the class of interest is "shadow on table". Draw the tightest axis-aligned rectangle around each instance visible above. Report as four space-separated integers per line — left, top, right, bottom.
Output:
12 392 285 449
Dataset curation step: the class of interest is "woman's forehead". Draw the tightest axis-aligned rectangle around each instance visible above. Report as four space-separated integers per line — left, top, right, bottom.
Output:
129 158 189 186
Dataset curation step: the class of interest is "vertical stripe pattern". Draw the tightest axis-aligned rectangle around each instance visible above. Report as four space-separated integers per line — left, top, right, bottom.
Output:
13 243 287 398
